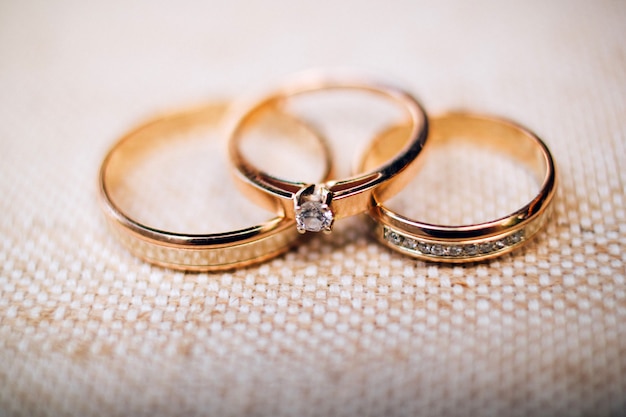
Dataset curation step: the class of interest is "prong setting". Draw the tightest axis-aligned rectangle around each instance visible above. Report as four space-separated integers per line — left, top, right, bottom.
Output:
294 184 334 233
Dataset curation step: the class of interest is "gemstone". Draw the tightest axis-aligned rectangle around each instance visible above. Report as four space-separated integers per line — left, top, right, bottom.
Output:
506 230 524 245
295 201 333 232
447 245 463 256
431 244 445 256
494 239 507 250
479 242 495 254
417 241 431 254
464 244 478 256
403 237 418 250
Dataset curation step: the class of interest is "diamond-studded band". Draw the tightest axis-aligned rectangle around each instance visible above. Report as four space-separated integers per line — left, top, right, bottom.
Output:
98 103 325 271
380 224 538 263
362 112 557 263
228 71 428 234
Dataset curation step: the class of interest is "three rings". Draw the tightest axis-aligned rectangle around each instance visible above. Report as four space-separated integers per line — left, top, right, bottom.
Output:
98 72 557 270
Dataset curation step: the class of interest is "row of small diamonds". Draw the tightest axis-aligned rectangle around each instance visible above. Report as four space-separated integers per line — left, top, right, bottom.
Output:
383 226 525 258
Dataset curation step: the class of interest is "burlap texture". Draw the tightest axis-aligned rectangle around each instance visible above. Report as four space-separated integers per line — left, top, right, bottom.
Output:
1 1 624 416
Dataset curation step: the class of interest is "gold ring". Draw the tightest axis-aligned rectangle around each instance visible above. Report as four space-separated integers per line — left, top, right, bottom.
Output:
98 102 332 271
361 112 557 263
228 73 428 234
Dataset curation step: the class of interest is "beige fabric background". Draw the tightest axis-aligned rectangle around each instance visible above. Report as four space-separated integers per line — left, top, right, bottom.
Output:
1 1 625 416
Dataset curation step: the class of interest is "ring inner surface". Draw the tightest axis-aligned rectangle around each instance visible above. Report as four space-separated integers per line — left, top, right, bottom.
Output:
362 113 548 226
234 100 333 185
236 90 410 183
104 104 305 234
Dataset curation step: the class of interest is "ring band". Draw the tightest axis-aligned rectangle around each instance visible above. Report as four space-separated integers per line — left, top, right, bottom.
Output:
98 103 332 271
361 112 557 262
228 73 428 233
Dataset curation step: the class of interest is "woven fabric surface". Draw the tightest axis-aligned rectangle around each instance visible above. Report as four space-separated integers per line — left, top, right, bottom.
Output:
1 1 625 416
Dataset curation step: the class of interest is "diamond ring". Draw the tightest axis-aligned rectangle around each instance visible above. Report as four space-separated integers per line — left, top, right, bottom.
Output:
228 72 428 233
360 112 557 262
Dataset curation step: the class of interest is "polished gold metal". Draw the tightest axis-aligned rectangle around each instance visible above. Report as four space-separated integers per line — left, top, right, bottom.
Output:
228 73 428 233
361 112 557 263
99 103 332 271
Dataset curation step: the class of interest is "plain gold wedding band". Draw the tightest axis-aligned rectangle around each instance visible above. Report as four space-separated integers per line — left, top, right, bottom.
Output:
98 102 332 271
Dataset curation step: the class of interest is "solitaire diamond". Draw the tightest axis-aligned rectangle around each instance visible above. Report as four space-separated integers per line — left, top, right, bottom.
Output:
296 201 333 232
294 184 334 233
